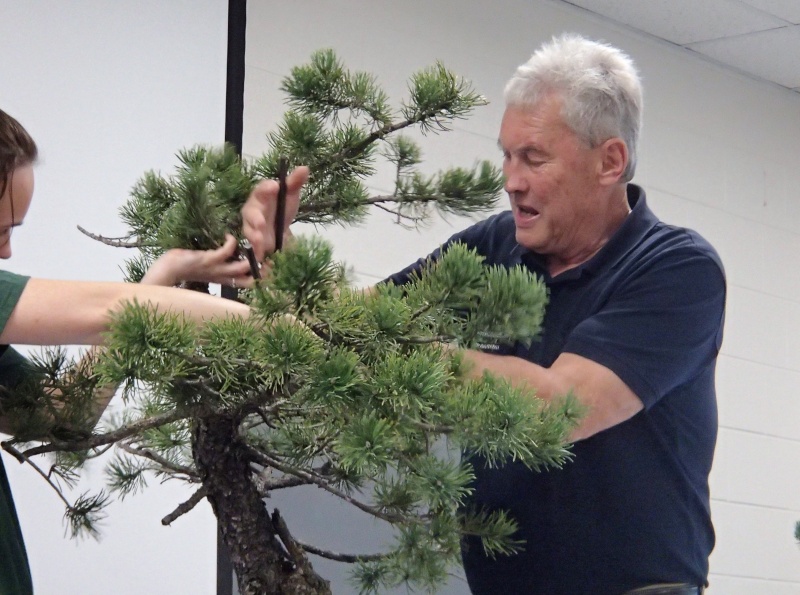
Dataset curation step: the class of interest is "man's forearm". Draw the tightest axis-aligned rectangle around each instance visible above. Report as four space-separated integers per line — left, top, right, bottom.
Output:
460 349 643 441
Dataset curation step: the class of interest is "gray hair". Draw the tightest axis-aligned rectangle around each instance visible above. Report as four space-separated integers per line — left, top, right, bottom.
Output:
504 33 643 182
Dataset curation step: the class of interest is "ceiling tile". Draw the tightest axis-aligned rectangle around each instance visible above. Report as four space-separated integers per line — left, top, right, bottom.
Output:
563 0 787 44
688 25 800 88
738 0 800 24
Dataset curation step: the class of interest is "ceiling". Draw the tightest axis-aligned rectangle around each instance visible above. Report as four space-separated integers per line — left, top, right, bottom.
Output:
559 0 800 94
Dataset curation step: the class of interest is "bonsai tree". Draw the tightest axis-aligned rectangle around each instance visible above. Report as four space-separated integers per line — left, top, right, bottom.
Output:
1 50 580 595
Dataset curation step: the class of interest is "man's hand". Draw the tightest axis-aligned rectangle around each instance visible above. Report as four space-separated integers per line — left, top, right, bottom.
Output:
242 166 310 262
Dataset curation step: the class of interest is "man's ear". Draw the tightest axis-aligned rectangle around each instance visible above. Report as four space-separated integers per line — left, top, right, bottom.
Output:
597 137 628 185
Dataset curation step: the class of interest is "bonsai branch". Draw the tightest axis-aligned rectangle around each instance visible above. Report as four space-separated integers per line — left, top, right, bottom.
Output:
373 202 426 225
297 540 388 563
118 441 199 481
18 408 188 458
324 98 471 166
2 441 82 513
161 485 209 526
247 448 404 524
298 193 455 215
252 466 313 493
271 508 308 569
76 225 149 248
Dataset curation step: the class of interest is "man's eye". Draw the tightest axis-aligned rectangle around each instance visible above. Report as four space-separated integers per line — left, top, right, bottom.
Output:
524 155 544 166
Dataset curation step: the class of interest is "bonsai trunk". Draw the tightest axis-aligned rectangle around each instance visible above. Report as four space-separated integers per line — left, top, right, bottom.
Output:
193 414 331 595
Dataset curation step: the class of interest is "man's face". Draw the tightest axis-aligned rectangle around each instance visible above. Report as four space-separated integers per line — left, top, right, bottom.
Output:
499 95 605 260
0 164 34 259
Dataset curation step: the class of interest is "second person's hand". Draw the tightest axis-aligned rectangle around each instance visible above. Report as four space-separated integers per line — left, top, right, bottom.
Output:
141 234 256 288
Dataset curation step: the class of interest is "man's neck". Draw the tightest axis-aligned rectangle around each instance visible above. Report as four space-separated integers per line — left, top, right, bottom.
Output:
546 185 631 277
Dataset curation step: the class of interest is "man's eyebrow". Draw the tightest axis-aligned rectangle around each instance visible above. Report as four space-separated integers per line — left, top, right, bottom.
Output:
497 141 547 155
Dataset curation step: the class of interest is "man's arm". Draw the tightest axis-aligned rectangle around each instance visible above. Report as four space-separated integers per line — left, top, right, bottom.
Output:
463 248 725 443
462 350 642 442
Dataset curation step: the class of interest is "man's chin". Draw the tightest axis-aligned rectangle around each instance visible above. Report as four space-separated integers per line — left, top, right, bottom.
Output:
514 231 546 253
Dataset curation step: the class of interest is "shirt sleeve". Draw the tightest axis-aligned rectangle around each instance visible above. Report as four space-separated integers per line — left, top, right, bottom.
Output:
0 271 33 398
383 239 458 287
383 213 513 286
563 248 726 409
0 271 29 338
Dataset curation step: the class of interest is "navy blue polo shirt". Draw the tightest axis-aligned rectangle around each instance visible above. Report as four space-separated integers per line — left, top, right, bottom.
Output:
385 185 726 594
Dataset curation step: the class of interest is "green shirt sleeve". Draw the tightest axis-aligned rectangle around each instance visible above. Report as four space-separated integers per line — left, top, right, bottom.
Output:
0 270 32 391
0 270 29 338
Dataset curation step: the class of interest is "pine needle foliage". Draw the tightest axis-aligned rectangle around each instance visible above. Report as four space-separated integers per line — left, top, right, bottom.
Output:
1 51 582 594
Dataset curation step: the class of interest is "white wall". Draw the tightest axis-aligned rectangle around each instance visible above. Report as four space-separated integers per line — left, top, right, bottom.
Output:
244 0 800 593
0 1 228 594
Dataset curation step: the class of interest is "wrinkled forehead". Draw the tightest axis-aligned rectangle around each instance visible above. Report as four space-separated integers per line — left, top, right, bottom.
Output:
499 99 577 146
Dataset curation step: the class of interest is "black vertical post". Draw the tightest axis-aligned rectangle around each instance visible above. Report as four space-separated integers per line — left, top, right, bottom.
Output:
218 1 247 594
225 0 247 157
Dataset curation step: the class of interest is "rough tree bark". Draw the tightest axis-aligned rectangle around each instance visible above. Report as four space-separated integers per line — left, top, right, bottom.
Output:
193 414 331 595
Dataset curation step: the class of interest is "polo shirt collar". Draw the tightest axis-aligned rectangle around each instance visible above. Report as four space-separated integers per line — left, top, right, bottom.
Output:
510 184 659 280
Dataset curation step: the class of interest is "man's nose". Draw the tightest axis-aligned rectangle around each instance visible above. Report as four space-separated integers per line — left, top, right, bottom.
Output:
503 162 526 194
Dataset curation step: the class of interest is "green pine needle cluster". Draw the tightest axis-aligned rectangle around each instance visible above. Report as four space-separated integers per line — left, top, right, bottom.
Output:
113 48 503 253
64 491 110 540
0 348 103 442
119 145 256 282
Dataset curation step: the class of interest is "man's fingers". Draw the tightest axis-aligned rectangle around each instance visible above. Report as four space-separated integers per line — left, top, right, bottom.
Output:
249 179 281 208
242 179 280 260
241 165 310 260
282 166 309 228
287 165 310 188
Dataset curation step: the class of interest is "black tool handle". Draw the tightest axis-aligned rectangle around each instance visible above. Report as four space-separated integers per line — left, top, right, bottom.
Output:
241 240 261 280
274 156 289 252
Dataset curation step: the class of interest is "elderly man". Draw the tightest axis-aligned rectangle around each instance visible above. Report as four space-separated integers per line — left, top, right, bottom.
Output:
244 33 725 595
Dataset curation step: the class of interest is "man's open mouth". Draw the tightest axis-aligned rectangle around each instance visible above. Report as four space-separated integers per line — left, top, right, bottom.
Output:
515 204 540 221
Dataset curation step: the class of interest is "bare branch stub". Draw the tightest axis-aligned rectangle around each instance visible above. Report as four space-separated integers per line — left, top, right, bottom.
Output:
161 485 209 526
76 225 148 248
